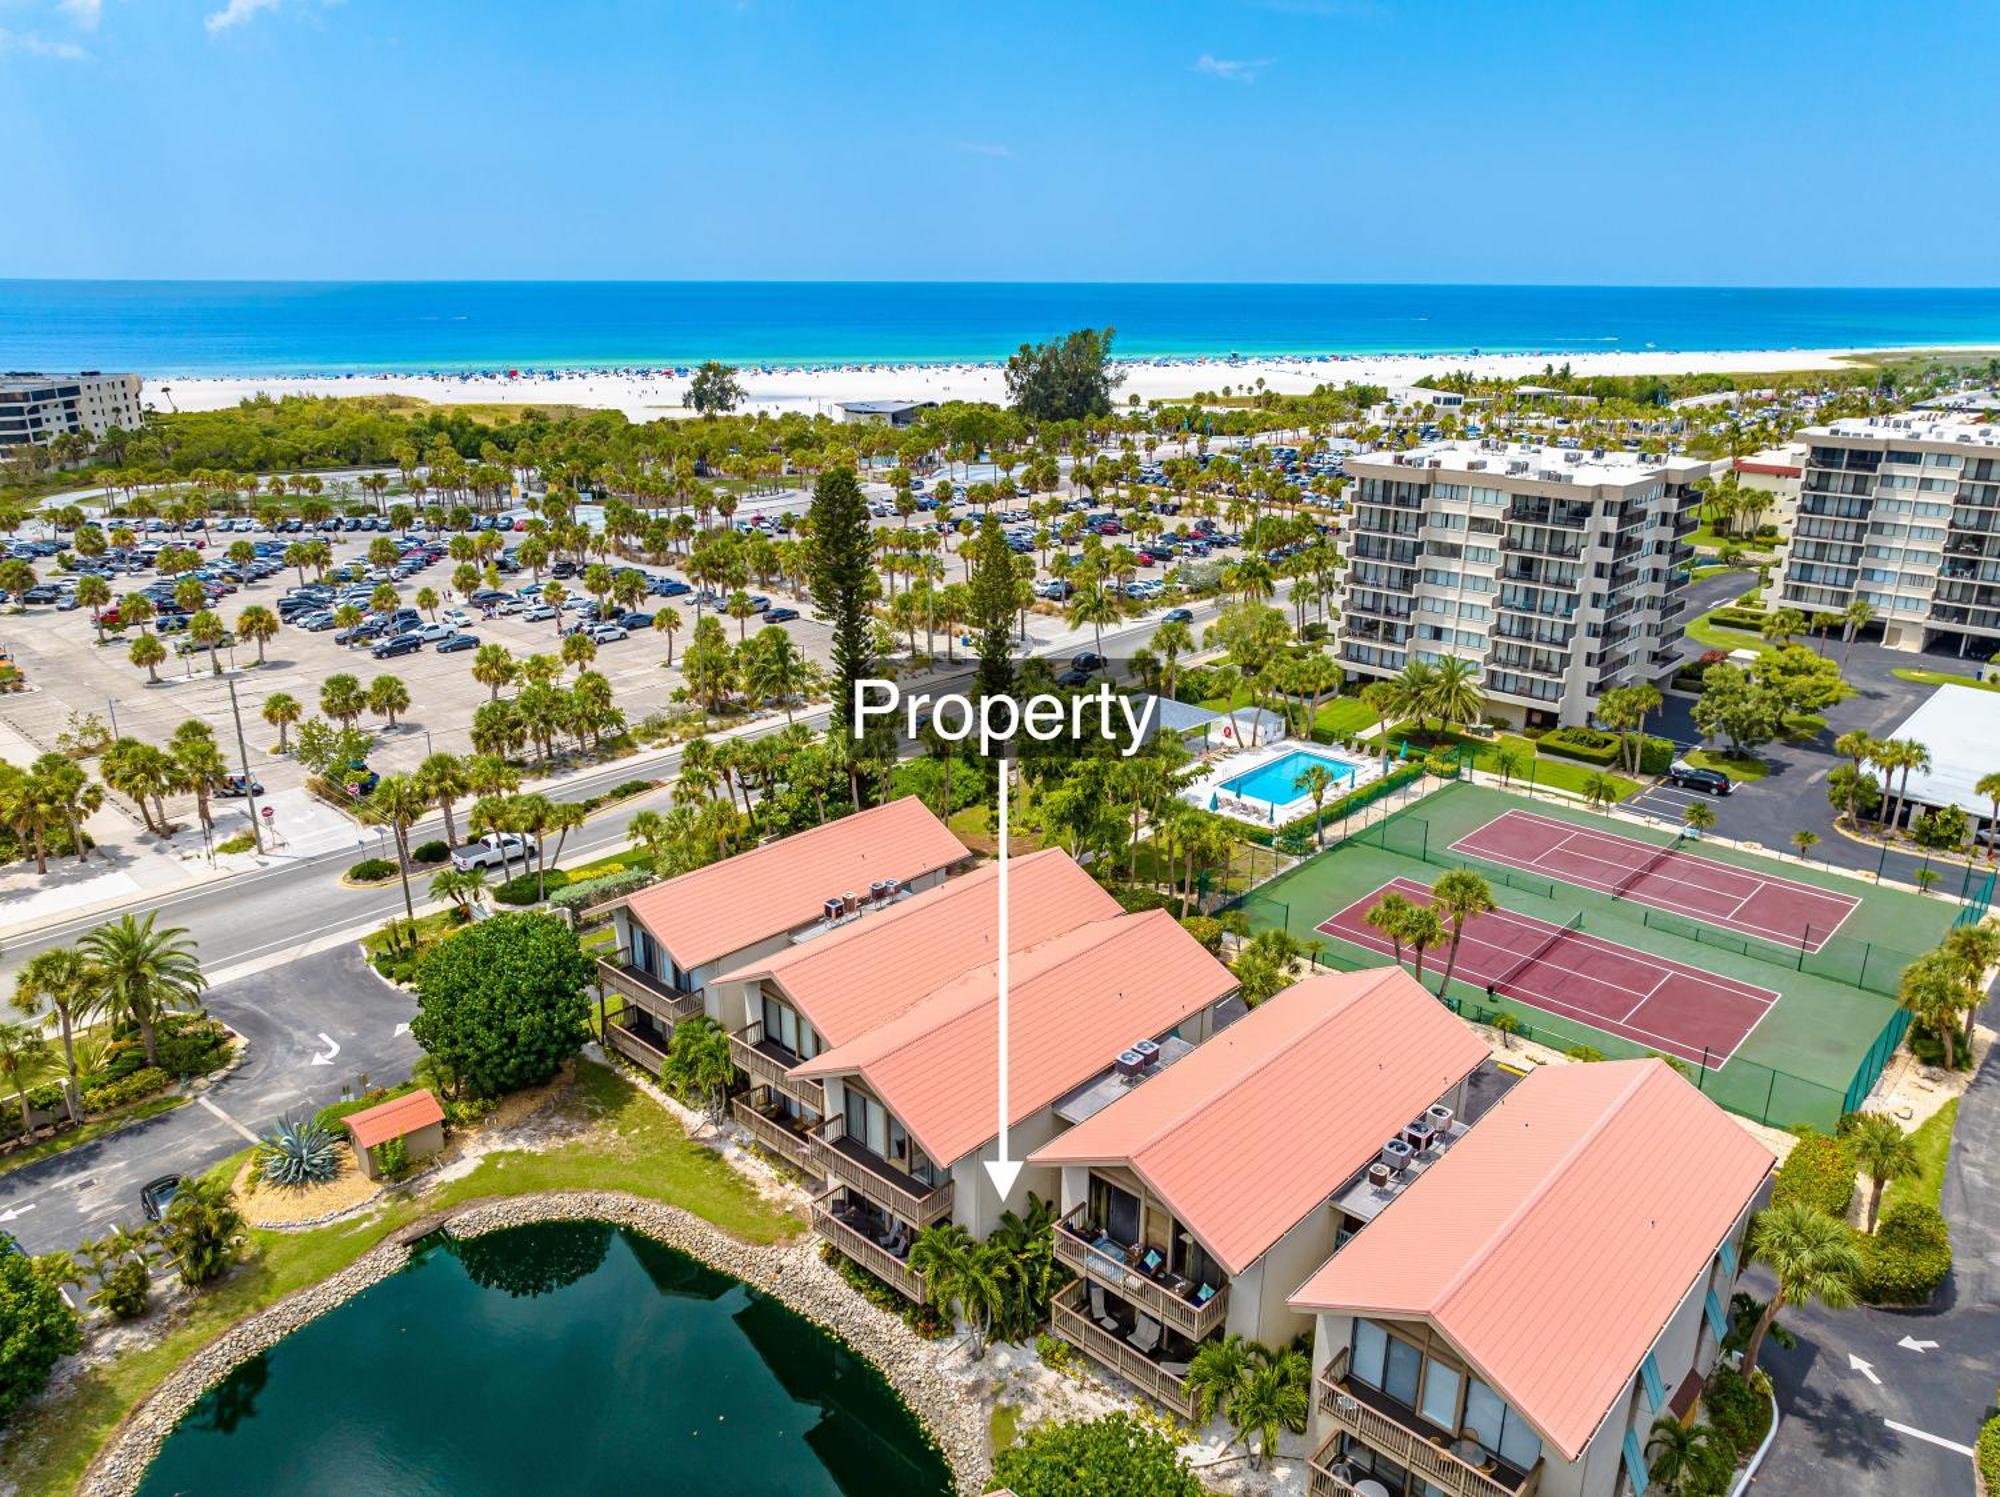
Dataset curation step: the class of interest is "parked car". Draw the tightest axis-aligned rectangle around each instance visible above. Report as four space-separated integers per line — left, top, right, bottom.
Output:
216 773 263 797
587 623 629 643
1665 762 1734 796
521 603 558 622
1070 652 1107 673
435 631 479 653
139 1175 182 1222
370 633 424 659
762 606 800 623
618 611 655 630
412 622 454 643
441 608 473 628
1161 607 1194 624
1055 668 1094 687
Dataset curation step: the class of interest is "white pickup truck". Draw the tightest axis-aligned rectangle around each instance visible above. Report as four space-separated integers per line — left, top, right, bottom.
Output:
449 832 538 872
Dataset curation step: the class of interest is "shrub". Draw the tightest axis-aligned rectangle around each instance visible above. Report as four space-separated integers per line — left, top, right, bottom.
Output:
1537 726 1623 765
493 870 568 905
153 1018 231 1077
215 830 256 855
81 1066 170 1114
1180 915 1225 954
1856 1201 1951 1306
992 1414 1205 1497
1771 1131 1855 1218
0 1253 80 1417
373 1136 412 1179
1111 887 1174 914
347 857 398 883
1978 1413 2000 1495
607 778 656 801
256 1114 344 1187
1703 1363 1770 1455
410 912 593 1098
1565 1045 1608 1062
91 1256 151 1321
412 839 451 864
548 867 655 915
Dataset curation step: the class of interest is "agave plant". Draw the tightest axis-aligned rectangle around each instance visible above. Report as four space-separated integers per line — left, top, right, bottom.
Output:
255 1113 343 1187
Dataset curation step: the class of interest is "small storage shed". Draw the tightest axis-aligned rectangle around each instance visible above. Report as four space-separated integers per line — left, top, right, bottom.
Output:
344 1088 446 1178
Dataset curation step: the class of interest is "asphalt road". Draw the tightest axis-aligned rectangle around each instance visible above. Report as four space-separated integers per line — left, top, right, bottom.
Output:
0 945 417 1257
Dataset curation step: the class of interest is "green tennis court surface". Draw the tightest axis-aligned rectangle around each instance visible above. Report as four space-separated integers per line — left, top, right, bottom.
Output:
1238 782 1957 1132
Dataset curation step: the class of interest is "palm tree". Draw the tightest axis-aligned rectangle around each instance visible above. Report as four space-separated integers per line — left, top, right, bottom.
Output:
369 775 430 941
1228 1343 1310 1469
1427 655 1485 735
412 752 469 847
0 1020 54 1137
1065 583 1123 656
236 604 279 665
1365 891 1414 967
430 864 488 915
1294 762 1338 847
128 631 166 684
908 1222 1009 1359
1978 770 2000 862
1400 904 1447 986
1388 660 1440 736
1644 1414 1714 1494
1942 922 2000 1052
13 947 99 1123
78 912 208 1068
1840 598 1874 664
1185 1332 1253 1427
262 691 302 753
1739 1202 1862 1372
1898 948 1963 1069
471 643 517 701
1432 869 1497 996
1832 730 1876 826
1790 829 1819 862
659 1016 734 1126
1846 1113 1920 1234
1682 801 1717 838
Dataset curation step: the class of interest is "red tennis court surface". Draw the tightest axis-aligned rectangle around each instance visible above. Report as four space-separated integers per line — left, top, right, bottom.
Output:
1450 808 1860 951
1319 877 1778 1067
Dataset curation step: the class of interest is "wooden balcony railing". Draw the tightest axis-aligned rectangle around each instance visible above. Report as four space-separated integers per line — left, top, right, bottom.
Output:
1048 1282 1195 1420
811 1200 927 1304
603 1017 667 1076
1054 1202 1229 1341
597 955 704 1025
730 1086 817 1175
809 1115 953 1226
1313 1348 1541 1497
728 1020 825 1110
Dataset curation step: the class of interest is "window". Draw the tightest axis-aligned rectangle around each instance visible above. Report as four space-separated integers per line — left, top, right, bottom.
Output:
1089 1176 1141 1247
1640 1352 1665 1412
1465 1377 1544 1472
1384 1335 1423 1406
1351 1319 1388 1387
1705 1289 1727 1339
1623 1428 1651 1494
1420 1359 1462 1430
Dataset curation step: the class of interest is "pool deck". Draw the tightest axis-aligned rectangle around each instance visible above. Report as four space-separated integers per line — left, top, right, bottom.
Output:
1183 740 1382 827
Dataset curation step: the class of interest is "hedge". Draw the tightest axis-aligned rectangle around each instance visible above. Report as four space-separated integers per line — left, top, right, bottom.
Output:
493 870 565 906
1537 728 1676 775
1702 1363 1771 1457
1857 1201 1952 1306
412 839 450 864
347 857 398 883
81 1066 170 1113
1978 1412 2000 1495
549 867 654 915
1771 1131 1855 1218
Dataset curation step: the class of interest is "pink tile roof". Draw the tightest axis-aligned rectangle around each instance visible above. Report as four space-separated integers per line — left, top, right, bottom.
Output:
344 1088 445 1150
1027 969 1488 1276
792 907 1237 1168
604 796 967 972
1289 1060 1773 1461
714 849 1119 1046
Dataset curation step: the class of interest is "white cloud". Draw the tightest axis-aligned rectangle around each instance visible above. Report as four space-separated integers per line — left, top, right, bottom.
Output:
1193 53 1271 83
0 26 89 58
205 0 281 32
56 0 102 30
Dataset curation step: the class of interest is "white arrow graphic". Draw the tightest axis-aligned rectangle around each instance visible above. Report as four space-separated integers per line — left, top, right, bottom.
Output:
0 1203 37 1224
1848 1353 1881 1387
309 1033 341 1066
1897 1335 1939 1353
983 764 1022 1201
393 1022 410 1038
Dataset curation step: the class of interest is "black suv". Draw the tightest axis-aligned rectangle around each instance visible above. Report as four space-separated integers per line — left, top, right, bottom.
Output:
1665 762 1734 796
371 632 424 659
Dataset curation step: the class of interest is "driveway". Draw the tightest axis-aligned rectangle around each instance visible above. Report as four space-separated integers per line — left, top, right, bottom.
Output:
0 945 417 1258
1753 985 2000 1497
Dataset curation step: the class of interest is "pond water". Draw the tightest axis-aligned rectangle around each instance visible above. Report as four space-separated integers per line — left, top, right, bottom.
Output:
135 1221 954 1497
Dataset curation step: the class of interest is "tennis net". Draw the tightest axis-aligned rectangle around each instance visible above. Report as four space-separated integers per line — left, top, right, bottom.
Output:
1612 835 1685 899
1492 911 1584 990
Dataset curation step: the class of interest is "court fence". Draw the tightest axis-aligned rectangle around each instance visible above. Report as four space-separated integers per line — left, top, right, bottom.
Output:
1637 907 1921 999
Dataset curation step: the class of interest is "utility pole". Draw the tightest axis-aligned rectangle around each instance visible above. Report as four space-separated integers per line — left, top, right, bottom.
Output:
225 678 264 854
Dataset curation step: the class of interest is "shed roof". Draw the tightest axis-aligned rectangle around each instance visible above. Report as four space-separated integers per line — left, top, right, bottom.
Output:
344 1089 445 1150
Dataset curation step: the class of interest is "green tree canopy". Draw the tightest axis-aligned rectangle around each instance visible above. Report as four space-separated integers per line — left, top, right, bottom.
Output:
1004 328 1125 421
0 1250 81 1420
990 1413 1204 1497
410 912 592 1098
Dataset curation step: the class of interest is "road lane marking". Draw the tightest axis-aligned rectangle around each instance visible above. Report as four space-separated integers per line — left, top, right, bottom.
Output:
1884 1420 1975 1457
196 1095 260 1144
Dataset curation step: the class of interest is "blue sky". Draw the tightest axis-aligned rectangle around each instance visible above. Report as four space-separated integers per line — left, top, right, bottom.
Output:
2 0 1994 284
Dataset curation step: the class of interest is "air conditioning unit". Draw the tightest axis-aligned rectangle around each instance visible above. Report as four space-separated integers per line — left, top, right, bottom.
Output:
1115 1049 1148 1079
1380 1137 1415 1172
822 896 845 922
1426 1103 1456 1131
1403 1118 1438 1154
868 881 889 904
1132 1038 1162 1070
1366 1162 1394 1190
842 890 859 914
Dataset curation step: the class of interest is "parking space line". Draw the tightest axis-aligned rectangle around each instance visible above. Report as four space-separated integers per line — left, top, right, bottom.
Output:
196 1094 260 1144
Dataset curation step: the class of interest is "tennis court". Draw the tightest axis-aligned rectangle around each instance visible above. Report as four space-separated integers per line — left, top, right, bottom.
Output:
1450 807 1861 950
1319 876 1779 1068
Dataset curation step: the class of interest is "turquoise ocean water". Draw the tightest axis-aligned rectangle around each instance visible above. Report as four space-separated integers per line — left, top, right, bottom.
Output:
3 281 2000 376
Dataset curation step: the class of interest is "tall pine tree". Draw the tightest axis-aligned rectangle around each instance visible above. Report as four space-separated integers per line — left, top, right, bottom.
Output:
807 465 876 735
970 514 1017 702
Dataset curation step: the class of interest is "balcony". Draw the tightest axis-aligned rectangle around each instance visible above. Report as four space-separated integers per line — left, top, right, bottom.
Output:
1049 1282 1196 1420
809 1114 954 1226
1053 1203 1229 1341
603 1014 668 1076
729 1019 825 1110
1312 1348 1541 1497
730 1085 818 1176
596 955 703 1026
811 1197 927 1303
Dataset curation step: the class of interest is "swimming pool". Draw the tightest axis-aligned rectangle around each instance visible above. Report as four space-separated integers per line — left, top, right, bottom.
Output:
1221 749 1358 804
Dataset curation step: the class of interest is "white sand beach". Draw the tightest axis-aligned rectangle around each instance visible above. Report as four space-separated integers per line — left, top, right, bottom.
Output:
142 345 1942 422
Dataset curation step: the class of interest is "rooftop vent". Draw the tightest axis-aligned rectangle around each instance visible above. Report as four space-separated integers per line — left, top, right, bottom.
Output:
1380 1137 1415 1173
1366 1162 1394 1190
1115 1049 1148 1080
1131 1038 1161 1070
822 896 846 923
1426 1103 1456 1131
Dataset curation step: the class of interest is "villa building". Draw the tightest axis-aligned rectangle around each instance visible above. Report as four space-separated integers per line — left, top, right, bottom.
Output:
709 848 1240 1304
1773 410 2000 655
1027 969 1489 1420
1291 1059 1773 1497
1335 441 1705 728
586 796 971 1072
0 371 143 448
836 399 938 427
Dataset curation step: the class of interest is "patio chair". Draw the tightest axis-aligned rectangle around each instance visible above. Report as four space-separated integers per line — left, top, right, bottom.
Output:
1139 1247 1165 1277
1126 1314 1162 1356
1190 1282 1216 1307
1088 1282 1119 1331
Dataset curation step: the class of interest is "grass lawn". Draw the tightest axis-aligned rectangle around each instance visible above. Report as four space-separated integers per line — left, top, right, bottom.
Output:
1684 611 1774 655
1686 523 1779 554
988 1401 1021 1454
0 1059 800 1497
1892 667 2000 694
1882 1098 1958 1217
1371 725 1639 802
1196 686 1379 742
1686 748 1770 782
0 1095 189 1179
